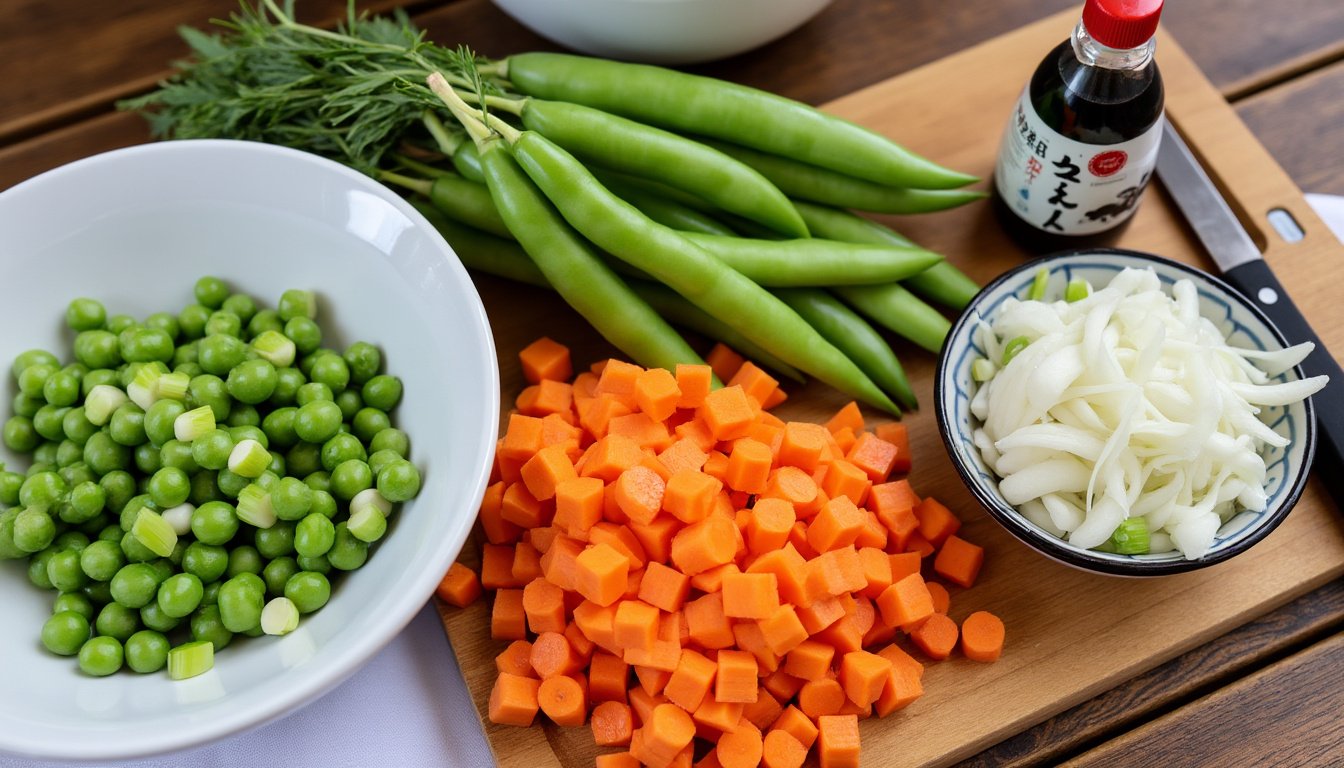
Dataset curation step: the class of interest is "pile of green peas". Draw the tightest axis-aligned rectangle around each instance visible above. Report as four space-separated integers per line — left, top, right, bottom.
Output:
0 277 421 679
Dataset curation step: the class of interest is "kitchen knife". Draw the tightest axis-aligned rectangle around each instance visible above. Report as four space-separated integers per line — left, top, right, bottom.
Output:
1155 116 1344 483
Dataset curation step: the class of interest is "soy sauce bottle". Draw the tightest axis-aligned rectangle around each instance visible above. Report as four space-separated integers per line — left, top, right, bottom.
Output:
992 0 1165 251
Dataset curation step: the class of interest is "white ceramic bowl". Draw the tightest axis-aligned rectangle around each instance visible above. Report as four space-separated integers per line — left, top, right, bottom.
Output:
491 0 834 65
935 249 1316 577
0 140 499 759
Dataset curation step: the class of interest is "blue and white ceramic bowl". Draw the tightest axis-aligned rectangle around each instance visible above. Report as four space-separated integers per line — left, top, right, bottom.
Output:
935 249 1317 576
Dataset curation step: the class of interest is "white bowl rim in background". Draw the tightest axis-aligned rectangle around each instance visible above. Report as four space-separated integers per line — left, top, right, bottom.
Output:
0 139 499 760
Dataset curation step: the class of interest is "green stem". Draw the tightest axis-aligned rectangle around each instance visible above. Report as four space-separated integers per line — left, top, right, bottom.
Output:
375 170 432 196
393 154 454 179
421 112 462 155
429 75 521 144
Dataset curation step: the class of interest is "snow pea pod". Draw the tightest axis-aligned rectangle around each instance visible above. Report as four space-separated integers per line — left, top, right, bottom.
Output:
600 177 737 237
680 233 942 288
706 139 987 214
379 170 511 239
834 283 952 355
496 52 977 190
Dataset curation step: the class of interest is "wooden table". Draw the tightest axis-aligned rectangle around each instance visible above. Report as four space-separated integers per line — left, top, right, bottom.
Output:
3 1 1342 764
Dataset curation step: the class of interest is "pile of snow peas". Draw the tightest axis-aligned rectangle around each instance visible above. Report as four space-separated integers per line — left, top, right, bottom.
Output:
394 54 983 414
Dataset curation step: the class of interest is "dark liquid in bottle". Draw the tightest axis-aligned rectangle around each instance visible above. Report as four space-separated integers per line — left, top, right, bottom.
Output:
993 39 1165 252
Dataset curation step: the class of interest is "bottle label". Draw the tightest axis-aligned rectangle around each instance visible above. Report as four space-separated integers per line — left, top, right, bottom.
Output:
994 87 1162 236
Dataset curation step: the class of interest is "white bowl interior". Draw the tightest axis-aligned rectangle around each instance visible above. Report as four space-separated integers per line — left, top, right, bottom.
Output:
940 252 1311 569
491 0 833 64
0 140 498 760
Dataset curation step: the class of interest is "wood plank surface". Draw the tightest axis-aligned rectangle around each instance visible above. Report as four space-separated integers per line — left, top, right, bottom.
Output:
1236 59 1344 197
1065 631 1344 767
440 11 1344 767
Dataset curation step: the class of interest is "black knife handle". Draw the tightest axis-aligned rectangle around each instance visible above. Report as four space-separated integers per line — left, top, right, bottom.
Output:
1223 259 1344 483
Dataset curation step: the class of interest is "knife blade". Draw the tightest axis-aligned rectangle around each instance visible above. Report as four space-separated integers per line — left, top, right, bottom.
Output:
1156 116 1344 486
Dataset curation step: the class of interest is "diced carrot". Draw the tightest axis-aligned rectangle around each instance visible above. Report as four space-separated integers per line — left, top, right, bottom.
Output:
674 416 718 452
538 674 586 726
926 580 951 614
582 434 646 483
742 498 793 555
820 460 870 506
817 714 860 768
578 394 634 440
797 678 845 719
758 604 809 657
698 386 756 442
631 367 681 422
743 687 784 731
629 686 668 727
762 668 806 703
684 592 736 650
838 650 892 709
639 561 691 613
876 572 935 629
658 438 709 476
478 481 521 545
613 600 660 652
728 362 780 408
855 509 888 549
874 661 923 717
909 612 959 661
706 343 746 384
512 540 544 583
888 551 921 582
721 572 780 620
643 703 697 768
664 649 718 712
808 496 866 553
519 337 572 384
516 379 574 418
595 358 644 407
554 476 604 538
873 422 912 474
592 699 634 746
794 595 845 635
539 535 585 591
495 639 534 678
811 612 864 656
778 422 828 472
488 672 540 726
663 469 722 524
435 562 481 607
702 451 729 483
588 650 630 703
746 421 785 459
716 718 765 768
501 413 546 462
675 364 714 410
522 576 567 634
595 753 640 768
491 588 526 641
626 612 683 671
830 426 858 456
806 547 866 598
731 621 781 674
714 650 758 704
905 531 936 559
770 705 819 750
915 497 961 548
762 728 808 768
934 534 984 588
856 547 893 601
693 698 745 736
609 412 674 452
670 513 738 576
845 432 899 483
824 401 865 435
612 466 666 526
501 481 552 529
961 611 1006 663
531 631 580 678
724 438 772 494
745 546 808 606
574 600 618 653
575 542 632 608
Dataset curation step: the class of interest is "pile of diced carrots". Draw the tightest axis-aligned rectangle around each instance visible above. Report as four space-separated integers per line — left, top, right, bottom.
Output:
435 338 1006 768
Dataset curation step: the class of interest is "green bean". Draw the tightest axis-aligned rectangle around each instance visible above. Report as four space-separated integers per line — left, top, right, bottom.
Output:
774 288 917 410
451 142 486 183
473 131 707 373
793 202 981 310
681 232 942 287
377 170 510 239
705 140 985 214
835 283 951 354
599 177 736 237
496 52 976 190
481 115 896 412
492 98 807 238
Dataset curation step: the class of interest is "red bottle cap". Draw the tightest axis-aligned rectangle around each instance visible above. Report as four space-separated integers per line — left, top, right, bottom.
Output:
1082 0 1164 50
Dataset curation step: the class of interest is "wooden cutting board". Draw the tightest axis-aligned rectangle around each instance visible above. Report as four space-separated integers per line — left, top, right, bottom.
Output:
437 8 1344 767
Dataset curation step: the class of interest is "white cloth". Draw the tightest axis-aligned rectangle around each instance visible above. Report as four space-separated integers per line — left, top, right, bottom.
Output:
0 605 494 768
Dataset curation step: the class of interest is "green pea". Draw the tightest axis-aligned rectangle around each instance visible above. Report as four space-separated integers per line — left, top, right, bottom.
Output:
0 470 22 505
247 308 284 338
309 354 350 394
121 328 175 363
18 363 56 398
227 545 264 577
269 367 306 407
190 470 224 505
47 549 88 592
303 471 331 493
134 442 162 475
330 460 373 501
12 393 42 419
295 382 333 406
78 636 124 676
227 425 268 449
187 374 233 422
255 522 296 560
294 513 336 559
65 298 107 332
277 289 316 322
80 539 126 582
192 429 235 471
215 469 249 499
14 508 57 553
178 304 212 340
144 399 186 447
29 547 58 589
33 405 71 442
4 415 40 453
145 311 180 340
53 530 90 552
158 440 199 473
61 407 98 445
0 509 22 559
120 530 160 563
334 390 362 421
218 576 264 632
61 482 107 525
81 369 119 395
197 334 248 376
100 471 136 514
94 602 139 642
262 407 299 450
53 591 95 621
320 433 367 473
284 570 332 613
327 522 369 571
222 293 257 324
119 495 155 532
110 563 160 608
58 462 96 490
125 629 171 673
227 358 278 404
262 556 299 596
172 341 199 368
191 501 239 546
11 349 58 380
194 276 231 309
310 489 337 520
156 573 204 618
360 375 402 412
54 439 84 468
351 408 391 445
343 342 381 386
82 579 114 606
294 400 342 444
109 403 147 446
284 317 322 355
42 611 91 656
205 311 242 338
145 466 189 508
84 431 130 475
286 443 323 479
189 604 233 651
199 581 221 606
367 449 403 479
296 553 331 574
270 477 313 522
139 599 181 634
42 371 81 407
21 470 68 508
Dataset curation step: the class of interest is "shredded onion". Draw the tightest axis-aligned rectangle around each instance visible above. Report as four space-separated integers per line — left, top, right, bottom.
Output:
972 268 1326 559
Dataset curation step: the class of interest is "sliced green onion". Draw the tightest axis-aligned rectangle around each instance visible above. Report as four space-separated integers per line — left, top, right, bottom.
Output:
132 508 178 558
971 358 997 382
162 503 195 536
1065 277 1091 303
236 483 277 529
168 640 214 680
156 371 190 401
174 405 216 442
260 596 300 636
1027 268 1049 301
85 385 129 425
350 488 392 518
228 439 271 478
251 330 297 368
348 506 387 543
128 366 162 410
1002 336 1031 365
1109 516 1150 555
